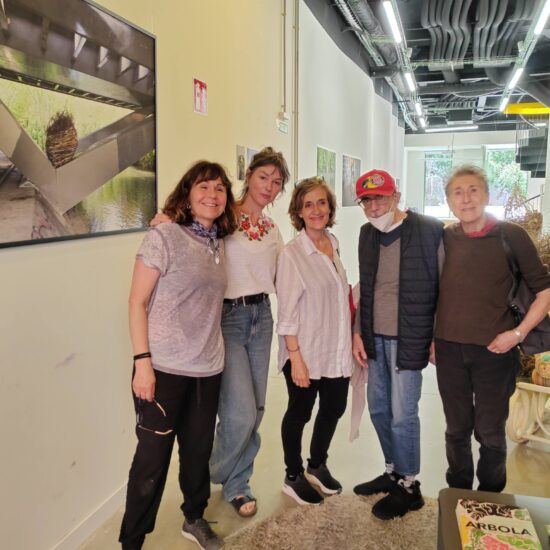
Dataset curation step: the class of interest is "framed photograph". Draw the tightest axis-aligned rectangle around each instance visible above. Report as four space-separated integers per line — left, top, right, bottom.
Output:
316 146 336 192
0 0 157 248
236 145 246 181
342 154 362 206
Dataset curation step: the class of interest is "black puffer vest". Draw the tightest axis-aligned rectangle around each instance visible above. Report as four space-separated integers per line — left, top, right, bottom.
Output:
358 211 443 370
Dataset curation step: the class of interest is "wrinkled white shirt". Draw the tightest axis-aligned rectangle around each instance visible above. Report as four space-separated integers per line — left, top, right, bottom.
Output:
276 229 353 379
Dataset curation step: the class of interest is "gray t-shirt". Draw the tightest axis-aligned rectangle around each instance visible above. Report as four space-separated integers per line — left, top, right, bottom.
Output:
137 223 227 377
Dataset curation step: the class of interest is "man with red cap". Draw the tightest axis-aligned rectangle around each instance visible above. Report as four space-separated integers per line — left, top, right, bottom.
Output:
352 169 444 520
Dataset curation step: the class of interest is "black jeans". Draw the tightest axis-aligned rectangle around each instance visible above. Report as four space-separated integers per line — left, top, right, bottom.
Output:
435 339 519 493
119 369 221 548
281 360 349 476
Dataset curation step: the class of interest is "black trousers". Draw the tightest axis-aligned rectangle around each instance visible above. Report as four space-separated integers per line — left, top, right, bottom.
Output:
434 339 519 493
119 369 221 548
281 360 349 476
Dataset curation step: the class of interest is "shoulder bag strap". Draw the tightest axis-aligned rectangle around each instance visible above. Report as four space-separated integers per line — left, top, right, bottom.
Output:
500 227 521 299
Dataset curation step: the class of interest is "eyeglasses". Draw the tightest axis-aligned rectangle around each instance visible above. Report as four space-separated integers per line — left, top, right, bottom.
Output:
136 399 174 436
357 195 392 208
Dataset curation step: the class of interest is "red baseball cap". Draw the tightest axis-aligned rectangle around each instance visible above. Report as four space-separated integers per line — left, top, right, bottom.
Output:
355 169 396 200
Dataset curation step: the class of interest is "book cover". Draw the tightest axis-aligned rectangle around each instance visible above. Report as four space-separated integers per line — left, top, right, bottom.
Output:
456 499 542 550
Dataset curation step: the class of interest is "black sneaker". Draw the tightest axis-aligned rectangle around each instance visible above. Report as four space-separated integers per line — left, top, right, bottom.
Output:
181 518 224 550
371 479 425 520
306 463 342 494
282 472 324 505
353 472 398 495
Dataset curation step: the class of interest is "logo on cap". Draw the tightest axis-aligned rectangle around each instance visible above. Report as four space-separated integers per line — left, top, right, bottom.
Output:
363 173 385 189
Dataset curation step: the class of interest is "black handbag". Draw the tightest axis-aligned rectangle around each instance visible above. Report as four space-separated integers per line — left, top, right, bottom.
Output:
501 231 550 355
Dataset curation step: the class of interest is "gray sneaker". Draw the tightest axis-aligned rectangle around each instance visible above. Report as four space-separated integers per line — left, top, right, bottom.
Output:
306 463 342 494
182 518 224 550
282 472 324 505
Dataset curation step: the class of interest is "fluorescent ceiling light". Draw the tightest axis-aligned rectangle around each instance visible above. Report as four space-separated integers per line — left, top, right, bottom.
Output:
499 97 509 112
535 122 547 127
509 67 524 89
404 72 415 92
415 102 422 116
383 1 403 44
425 125 479 133
419 117 426 128
534 0 550 35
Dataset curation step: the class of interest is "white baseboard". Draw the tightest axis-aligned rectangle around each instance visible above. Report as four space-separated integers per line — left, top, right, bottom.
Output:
52 483 127 550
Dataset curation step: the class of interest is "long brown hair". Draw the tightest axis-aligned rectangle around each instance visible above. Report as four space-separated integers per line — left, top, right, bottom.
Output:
239 147 290 202
163 161 237 237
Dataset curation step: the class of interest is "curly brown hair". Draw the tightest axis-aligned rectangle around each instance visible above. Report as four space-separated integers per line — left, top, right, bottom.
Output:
288 176 337 231
163 161 237 237
239 147 290 202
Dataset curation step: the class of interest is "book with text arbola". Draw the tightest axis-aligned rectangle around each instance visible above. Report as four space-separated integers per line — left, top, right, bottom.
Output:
456 499 542 550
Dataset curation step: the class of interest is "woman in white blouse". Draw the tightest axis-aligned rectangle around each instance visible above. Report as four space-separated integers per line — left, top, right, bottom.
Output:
208 147 290 517
276 177 353 505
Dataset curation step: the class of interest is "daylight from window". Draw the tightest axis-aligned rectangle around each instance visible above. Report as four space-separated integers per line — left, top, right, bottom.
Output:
423 148 529 219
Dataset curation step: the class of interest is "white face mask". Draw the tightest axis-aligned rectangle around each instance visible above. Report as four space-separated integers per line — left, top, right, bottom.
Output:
367 209 396 232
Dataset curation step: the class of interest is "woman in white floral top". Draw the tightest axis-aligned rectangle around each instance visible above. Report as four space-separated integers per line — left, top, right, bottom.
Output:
209 147 290 517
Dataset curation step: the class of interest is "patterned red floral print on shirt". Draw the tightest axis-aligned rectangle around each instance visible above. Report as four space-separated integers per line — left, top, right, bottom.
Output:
238 212 274 241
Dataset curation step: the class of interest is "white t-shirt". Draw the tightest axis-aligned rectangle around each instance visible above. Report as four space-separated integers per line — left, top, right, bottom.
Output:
224 214 284 299
276 229 353 379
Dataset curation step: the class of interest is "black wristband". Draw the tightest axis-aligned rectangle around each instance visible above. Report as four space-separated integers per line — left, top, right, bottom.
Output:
133 352 152 361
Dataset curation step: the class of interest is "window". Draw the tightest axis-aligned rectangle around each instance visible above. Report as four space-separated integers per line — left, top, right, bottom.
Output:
421 147 529 220
484 148 528 219
423 152 452 218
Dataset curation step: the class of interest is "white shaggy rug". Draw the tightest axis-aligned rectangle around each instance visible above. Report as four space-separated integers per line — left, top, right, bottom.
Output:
225 494 438 549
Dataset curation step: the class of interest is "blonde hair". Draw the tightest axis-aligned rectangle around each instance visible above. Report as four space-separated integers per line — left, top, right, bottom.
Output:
445 164 489 196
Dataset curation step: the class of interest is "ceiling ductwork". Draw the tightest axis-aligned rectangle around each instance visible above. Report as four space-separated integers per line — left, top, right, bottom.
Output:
304 0 550 133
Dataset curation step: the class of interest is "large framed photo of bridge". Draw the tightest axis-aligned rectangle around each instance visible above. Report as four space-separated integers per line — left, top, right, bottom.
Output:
0 0 156 248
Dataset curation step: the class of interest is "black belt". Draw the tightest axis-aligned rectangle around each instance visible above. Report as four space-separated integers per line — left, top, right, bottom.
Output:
224 293 268 306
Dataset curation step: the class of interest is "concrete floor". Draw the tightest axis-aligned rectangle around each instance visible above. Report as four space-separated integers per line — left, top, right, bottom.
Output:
80 366 550 549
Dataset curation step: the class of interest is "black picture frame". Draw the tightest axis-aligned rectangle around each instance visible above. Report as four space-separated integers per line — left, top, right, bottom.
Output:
0 0 157 248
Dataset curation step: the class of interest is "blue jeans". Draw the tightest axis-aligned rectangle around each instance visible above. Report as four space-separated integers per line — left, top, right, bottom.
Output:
366 336 423 476
209 298 273 501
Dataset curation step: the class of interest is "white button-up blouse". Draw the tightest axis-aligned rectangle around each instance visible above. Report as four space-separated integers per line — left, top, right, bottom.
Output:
276 229 353 379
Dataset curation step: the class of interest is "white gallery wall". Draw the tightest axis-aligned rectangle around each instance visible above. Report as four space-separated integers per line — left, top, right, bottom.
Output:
0 1 295 548
298 4 405 285
1 1 411 548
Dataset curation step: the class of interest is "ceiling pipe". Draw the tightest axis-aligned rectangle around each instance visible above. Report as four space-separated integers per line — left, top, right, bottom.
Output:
346 0 398 66
418 82 501 95
440 0 454 59
458 0 473 60
473 0 489 60
480 0 499 59
486 0 509 58
335 0 418 129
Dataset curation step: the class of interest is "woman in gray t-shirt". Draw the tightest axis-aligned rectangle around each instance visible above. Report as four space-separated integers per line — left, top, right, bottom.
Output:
119 161 237 550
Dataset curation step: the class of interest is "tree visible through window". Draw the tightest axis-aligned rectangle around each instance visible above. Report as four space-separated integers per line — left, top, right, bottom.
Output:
485 149 528 219
424 152 452 218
